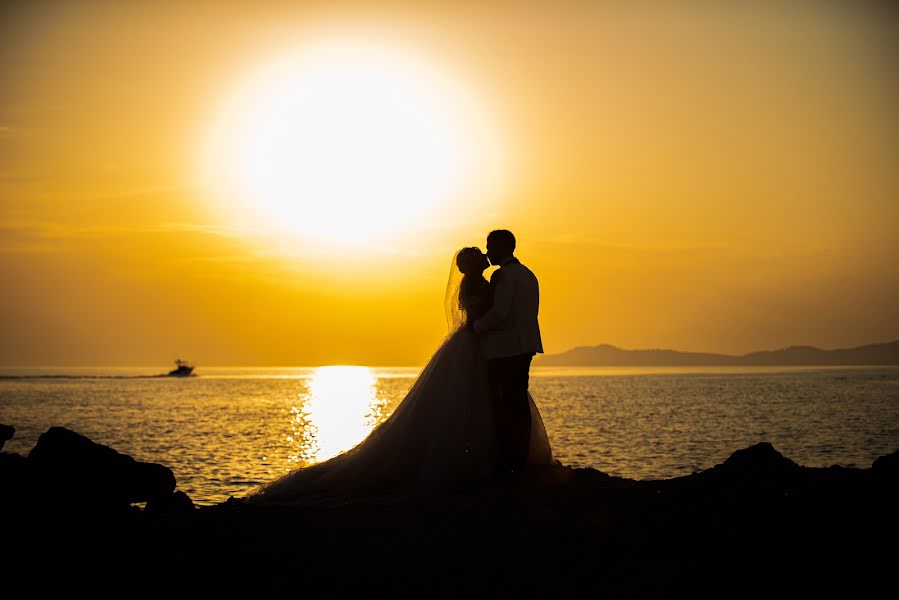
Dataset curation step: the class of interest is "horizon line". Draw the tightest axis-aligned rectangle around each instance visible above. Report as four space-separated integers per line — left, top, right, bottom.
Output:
2 339 896 370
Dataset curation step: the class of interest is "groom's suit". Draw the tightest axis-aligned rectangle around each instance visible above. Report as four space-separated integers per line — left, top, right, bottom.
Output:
474 257 543 474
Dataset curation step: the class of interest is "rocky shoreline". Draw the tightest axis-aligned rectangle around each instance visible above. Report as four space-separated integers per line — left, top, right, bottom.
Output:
1 424 896 596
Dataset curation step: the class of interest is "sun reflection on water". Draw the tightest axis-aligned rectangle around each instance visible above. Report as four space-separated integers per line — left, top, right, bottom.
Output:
288 366 386 466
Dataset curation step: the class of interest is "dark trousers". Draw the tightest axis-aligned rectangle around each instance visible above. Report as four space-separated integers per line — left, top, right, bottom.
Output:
487 353 534 474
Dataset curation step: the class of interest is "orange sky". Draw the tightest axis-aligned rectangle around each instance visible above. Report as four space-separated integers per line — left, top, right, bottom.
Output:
2 1 898 367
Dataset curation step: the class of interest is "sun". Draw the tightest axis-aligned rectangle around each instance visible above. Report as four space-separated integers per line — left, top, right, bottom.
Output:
197 39 504 245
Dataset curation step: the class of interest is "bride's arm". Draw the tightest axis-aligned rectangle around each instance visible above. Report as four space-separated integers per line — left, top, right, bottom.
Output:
473 270 516 333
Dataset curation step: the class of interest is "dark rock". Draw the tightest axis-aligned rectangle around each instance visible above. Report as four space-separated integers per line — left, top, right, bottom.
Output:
2 431 898 595
0 450 28 481
872 449 899 475
0 424 13 451
145 490 195 515
0 451 32 511
718 442 799 473
26 426 176 508
701 442 800 484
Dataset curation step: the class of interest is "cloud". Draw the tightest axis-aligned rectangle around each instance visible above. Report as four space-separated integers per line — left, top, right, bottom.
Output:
0 218 261 256
91 184 191 202
154 221 264 237
0 104 69 115
0 172 44 182
530 232 841 264
534 231 736 253
0 241 73 254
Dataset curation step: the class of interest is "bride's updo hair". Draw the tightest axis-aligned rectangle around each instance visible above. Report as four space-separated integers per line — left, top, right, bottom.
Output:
456 247 485 275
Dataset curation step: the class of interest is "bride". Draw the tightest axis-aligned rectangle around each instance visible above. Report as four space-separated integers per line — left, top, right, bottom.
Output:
243 248 554 505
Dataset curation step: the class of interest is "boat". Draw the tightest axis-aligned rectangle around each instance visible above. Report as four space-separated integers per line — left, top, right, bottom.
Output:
167 359 195 377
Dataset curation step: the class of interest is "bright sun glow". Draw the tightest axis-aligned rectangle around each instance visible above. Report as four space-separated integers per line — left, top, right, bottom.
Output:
198 38 504 245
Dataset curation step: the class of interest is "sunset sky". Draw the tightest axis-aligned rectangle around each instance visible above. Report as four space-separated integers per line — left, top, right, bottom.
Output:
1 1 897 367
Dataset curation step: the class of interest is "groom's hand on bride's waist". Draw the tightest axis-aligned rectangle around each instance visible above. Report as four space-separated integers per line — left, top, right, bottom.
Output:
472 319 483 334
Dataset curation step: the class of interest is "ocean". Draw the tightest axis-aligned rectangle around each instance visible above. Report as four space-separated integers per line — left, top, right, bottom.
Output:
2 365 897 506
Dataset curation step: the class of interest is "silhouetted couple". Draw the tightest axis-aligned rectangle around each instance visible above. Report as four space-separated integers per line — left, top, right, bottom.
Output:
245 230 552 505
470 230 546 477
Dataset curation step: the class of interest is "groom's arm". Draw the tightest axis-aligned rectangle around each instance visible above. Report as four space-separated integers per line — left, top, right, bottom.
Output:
473 270 516 334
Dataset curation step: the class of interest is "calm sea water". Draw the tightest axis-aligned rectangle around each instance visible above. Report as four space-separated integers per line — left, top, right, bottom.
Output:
2 365 897 506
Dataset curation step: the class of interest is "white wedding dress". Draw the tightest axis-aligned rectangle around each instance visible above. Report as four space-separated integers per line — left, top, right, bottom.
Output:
243 255 554 506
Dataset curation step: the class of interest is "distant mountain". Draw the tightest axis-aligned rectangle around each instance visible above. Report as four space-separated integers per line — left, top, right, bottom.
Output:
536 341 899 366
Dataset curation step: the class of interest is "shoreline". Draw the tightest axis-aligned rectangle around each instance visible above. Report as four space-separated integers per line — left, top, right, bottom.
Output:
1 425 896 595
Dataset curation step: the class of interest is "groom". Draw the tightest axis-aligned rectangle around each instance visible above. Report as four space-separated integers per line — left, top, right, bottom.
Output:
473 229 543 477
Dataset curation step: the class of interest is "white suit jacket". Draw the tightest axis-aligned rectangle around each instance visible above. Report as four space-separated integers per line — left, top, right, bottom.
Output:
474 257 544 360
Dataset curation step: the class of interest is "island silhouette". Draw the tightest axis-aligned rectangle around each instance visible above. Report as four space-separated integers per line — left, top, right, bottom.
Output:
537 340 899 366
